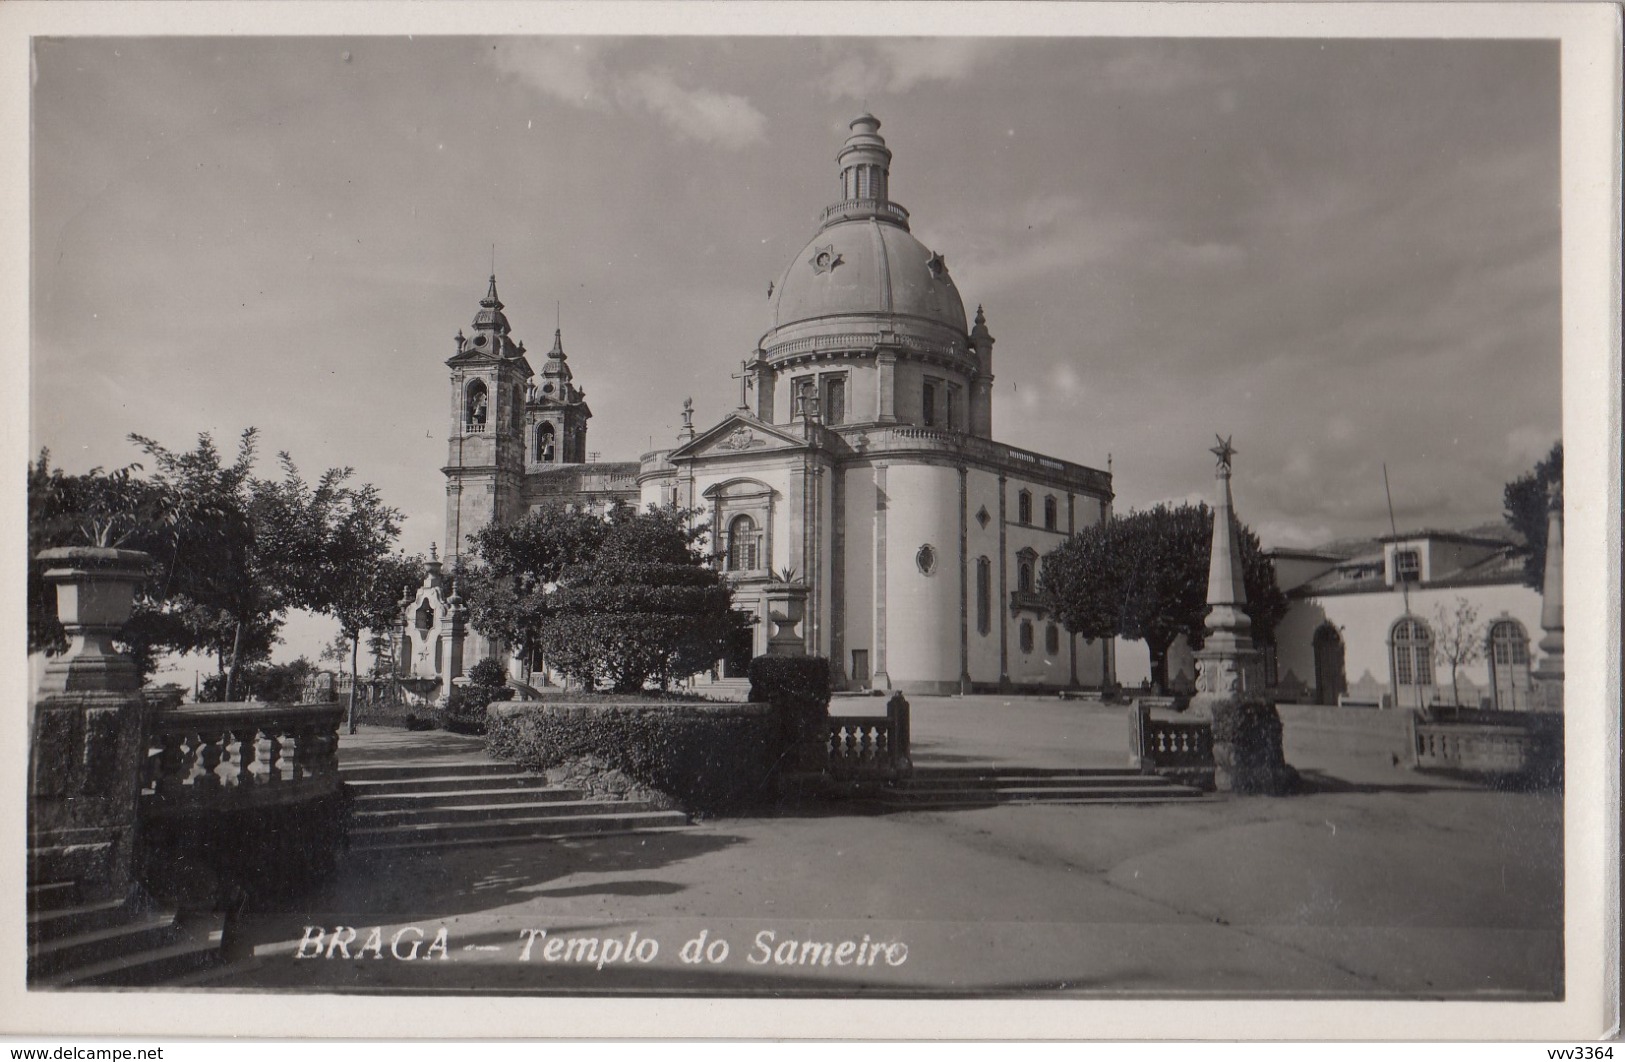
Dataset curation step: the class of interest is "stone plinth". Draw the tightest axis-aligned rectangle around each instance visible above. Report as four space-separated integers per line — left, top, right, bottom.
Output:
30 548 155 900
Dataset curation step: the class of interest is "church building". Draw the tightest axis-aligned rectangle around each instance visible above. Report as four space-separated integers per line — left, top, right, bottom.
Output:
437 114 1116 695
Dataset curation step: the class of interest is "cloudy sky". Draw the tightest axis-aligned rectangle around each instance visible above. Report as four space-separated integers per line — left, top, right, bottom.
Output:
30 32 1561 658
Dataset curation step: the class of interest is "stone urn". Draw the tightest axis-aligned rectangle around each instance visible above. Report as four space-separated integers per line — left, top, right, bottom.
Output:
761 582 809 656
36 546 153 694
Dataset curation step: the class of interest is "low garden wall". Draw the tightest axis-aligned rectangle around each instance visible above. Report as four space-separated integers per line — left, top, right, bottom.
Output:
486 700 784 814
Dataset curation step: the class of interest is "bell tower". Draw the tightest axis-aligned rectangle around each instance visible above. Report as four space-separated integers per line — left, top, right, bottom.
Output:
443 275 533 561
525 327 593 468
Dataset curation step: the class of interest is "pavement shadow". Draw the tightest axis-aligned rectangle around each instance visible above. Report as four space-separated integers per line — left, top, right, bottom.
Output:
224 828 751 958
1292 768 1500 796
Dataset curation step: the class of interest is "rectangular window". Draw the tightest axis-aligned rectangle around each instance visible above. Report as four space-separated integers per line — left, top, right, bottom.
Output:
922 380 937 426
976 556 991 636
822 374 846 425
1393 549 1421 583
946 384 961 431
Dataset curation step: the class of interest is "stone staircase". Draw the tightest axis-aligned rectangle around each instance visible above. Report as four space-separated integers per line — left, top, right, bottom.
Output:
343 760 691 853
27 881 226 989
870 765 1206 809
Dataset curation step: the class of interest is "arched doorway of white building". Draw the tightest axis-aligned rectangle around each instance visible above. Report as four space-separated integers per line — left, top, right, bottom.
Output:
1312 622 1346 706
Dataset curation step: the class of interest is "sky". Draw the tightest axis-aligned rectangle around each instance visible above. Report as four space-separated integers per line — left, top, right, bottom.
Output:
29 33 1562 665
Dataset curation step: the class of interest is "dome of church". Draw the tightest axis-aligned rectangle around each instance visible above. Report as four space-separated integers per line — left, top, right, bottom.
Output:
760 115 969 363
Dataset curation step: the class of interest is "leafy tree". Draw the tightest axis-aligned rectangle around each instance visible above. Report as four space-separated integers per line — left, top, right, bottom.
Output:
30 431 404 699
458 505 610 671
200 657 319 703
1503 441 1562 589
546 505 744 692
1431 596 1486 709
1040 502 1287 693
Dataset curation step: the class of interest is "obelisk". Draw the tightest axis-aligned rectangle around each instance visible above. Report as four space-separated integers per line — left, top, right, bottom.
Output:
1191 435 1264 716
1531 482 1564 712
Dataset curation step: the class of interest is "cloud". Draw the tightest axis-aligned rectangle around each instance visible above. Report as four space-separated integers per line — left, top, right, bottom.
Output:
824 39 996 99
490 40 765 149
619 70 766 149
490 38 611 108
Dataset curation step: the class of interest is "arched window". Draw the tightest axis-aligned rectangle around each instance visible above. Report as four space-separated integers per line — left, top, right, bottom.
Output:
465 380 489 431
537 423 556 463
1391 616 1435 691
1488 619 1531 711
1019 620 1035 655
1043 496 1058 531
1018 560 1034 594
727 514 760 572
975 556 992 635
1018 490 1033 525
1045 623 1060 656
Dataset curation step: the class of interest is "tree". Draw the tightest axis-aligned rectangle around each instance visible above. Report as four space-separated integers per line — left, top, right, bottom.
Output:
458 505 609 672
1503 441 1562 589
541 506 743 692
1432 596 1486 708
30 431 405 699
1040 502 1287 693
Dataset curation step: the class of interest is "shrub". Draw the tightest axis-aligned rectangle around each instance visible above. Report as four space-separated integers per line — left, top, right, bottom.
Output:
486 701 781 813
748 655 832 773
438 683 513 735
467 657 508 688
1210 698 1297 795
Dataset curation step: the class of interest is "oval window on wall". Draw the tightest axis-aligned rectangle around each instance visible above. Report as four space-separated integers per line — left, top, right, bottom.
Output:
916 544 937 575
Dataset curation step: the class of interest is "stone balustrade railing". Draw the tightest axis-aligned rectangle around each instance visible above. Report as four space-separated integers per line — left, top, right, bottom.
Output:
1408 712 1561 784
464 422 487 434
826 693 912 780
1128 701 1214 772
819 198 911 226
142 701 344 811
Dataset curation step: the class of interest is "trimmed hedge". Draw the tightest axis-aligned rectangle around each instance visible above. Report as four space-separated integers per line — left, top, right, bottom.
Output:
749 656 832 772
486 701 781 813
1210 698 1298 795
439 683 513 735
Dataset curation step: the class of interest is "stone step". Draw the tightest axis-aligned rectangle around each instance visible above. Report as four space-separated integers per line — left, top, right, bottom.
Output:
893 773 1173 790
352 798 672 829
351 784 587 809
28 895 136 945
347 809 691 851
29 909 181 980
904 766 1159 779
888 781 1201 798
349 823 695 857
875 791 1203 808
36 916 226 989
26 881 81 913
341 761 527 782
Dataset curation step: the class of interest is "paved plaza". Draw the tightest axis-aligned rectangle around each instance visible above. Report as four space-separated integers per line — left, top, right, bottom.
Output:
214 696 1563 998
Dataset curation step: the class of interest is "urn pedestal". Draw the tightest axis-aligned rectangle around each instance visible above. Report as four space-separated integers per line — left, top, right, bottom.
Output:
30 547 155 900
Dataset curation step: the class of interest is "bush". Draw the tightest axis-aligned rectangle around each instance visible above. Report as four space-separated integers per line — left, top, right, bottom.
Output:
1210 698 1297 795
438 683 513 735
749 656 832 771
486 701 781 813
467 657 508 688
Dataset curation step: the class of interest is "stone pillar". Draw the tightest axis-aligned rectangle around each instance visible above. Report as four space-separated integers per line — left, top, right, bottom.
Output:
1191 436 1263 716
442 583 468 702
871 462 891 690
1531 487 1564 711
875 351 898 423
30 547 156 901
